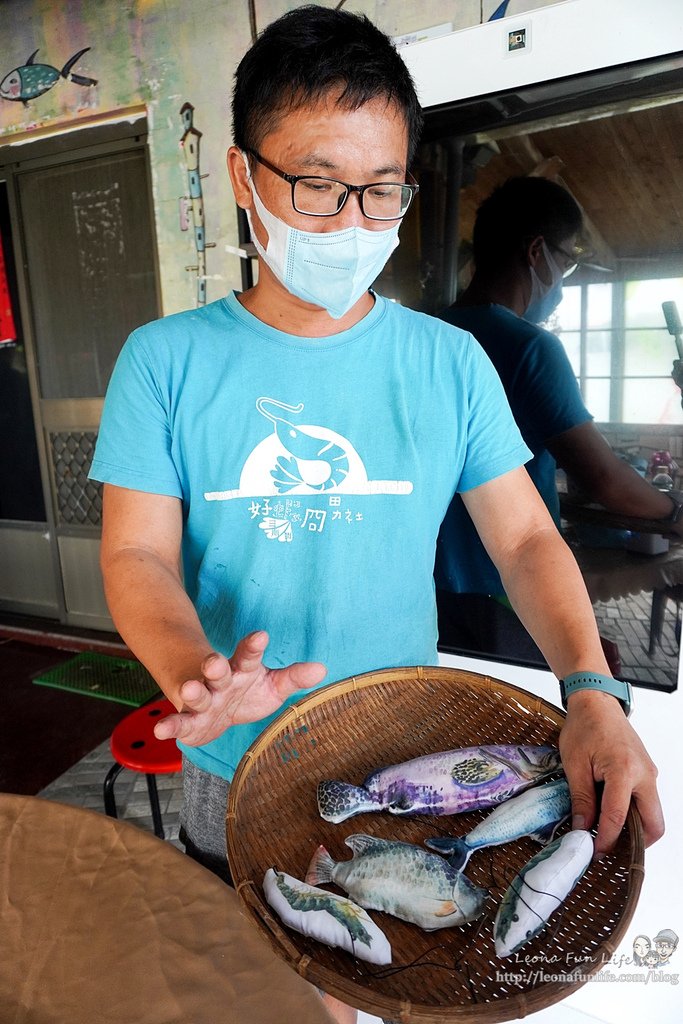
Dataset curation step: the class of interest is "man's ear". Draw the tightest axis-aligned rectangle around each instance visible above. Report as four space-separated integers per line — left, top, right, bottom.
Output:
227 146 252 209
526 234 545 267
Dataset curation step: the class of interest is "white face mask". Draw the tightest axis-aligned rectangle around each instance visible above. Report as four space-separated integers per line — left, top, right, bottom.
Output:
524 240 566 323
242 152 400 320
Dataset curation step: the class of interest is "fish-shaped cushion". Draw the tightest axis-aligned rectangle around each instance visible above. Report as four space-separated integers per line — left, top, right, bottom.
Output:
425 777 571 869
318 744 561 823
263 868 392 964
306 834 488 931
494 829 594 957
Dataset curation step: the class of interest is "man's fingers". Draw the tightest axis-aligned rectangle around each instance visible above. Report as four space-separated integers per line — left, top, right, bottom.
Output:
200 652 231 684
272 660 327 698
154 709 192 741
564 770 597 838
633 786 666 848
230 630 269 675
593 775 632 858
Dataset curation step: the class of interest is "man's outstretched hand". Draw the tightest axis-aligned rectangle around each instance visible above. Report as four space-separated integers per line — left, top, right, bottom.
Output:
153 631 327 746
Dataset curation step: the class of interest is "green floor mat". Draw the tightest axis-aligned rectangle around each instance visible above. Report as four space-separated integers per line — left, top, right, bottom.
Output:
32 652 161 707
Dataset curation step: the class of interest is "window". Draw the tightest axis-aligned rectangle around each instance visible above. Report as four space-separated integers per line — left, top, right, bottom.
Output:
553 277 683 424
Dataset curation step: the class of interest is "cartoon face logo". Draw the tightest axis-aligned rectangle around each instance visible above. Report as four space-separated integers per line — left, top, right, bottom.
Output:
632 935 651 966
653 928 679 965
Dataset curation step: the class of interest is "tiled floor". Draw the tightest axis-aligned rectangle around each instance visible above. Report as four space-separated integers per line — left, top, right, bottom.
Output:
592 589 679 689
38 736 184 850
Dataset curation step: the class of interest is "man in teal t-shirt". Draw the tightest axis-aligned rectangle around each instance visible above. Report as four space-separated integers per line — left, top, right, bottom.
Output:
91 8 663 919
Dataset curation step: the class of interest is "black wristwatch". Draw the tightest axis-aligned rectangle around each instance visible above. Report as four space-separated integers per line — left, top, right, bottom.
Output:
559 671 634 717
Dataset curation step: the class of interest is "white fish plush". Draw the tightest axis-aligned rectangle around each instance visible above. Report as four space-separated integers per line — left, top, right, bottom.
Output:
494 829 594 957
263 868 392 965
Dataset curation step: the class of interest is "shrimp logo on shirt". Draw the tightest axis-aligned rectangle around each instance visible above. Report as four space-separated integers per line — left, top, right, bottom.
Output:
204 397 413 502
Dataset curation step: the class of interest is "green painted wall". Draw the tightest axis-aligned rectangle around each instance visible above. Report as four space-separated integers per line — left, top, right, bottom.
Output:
0 0 555 314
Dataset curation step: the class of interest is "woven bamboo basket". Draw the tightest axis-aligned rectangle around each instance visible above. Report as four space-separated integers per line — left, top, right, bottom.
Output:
227 666 644 1023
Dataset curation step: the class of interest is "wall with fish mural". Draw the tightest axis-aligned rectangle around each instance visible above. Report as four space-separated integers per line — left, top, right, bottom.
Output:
0 0 560 314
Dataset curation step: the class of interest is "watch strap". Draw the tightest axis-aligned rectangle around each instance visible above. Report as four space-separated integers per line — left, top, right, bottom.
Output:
559 671 633 717
663 495 683 525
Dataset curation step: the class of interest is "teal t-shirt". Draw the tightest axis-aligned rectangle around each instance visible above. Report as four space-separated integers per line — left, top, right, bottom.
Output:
90 292 530 779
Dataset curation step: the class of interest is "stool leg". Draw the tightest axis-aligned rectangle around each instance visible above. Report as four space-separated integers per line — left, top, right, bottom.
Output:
103 763 126 818
146 774 165 839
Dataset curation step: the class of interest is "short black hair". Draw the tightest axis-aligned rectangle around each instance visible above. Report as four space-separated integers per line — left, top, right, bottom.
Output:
472 176 583 271
232 4 423 166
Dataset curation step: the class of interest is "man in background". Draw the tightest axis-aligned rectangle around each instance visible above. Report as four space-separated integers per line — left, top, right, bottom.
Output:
437 175 683 661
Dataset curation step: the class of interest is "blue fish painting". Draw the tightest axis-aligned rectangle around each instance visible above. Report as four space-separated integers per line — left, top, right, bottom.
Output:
0 48 97 106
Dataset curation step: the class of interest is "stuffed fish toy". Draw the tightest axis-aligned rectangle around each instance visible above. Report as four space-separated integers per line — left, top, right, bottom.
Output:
263 868 392 964
494 829 594 957
306 834 488 931
424 777 571 869
318 744 561 823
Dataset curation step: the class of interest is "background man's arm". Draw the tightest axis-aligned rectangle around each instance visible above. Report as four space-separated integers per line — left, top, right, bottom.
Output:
548 421 681 529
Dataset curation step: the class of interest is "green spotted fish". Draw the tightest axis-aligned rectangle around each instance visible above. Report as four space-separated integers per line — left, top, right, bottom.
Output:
306 834 488 931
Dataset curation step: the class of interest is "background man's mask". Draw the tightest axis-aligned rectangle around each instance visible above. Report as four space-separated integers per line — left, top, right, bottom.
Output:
524 240 565 324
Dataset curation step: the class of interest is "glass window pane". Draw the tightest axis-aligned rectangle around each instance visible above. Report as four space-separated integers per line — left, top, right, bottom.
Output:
557 285 581 330
585 330 612 376
624 328 679 374
586 283 612 329
623 377 682 424
583 377 610 421
625 278 683 329
559 330 581 374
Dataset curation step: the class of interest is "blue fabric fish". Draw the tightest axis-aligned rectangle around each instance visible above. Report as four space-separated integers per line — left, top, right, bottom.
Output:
0 49 97 106
424 777 571 869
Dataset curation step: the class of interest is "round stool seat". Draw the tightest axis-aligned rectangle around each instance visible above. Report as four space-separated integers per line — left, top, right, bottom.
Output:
110 697 181 773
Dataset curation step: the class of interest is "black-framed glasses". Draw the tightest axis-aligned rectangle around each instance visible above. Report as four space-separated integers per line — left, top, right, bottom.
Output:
550 242 580 278
247 149 418 221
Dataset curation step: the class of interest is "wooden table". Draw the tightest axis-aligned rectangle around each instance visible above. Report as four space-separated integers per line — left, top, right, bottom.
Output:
0 794 334 1024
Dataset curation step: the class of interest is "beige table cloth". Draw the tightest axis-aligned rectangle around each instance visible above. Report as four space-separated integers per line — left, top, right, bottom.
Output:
0 793 333 1024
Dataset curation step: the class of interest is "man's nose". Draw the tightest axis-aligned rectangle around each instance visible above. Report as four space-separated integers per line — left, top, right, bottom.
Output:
327 189 368 229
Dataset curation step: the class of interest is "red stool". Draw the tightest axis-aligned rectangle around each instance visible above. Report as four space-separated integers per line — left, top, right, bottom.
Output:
103 698 182 839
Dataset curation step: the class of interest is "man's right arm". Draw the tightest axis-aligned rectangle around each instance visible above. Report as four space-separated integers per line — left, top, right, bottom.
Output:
100 484 327 745
100 483 215 709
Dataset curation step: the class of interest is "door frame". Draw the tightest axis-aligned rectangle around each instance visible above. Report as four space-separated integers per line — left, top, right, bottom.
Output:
0 113 162 627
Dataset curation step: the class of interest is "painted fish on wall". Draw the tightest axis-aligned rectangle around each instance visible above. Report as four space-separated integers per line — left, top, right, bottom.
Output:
0 48 97 106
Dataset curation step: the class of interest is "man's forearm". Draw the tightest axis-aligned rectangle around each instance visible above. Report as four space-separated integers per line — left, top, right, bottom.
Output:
498 526 611 680
102 548 214 708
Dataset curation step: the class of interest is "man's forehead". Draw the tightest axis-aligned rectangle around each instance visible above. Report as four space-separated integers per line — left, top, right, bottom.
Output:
260 90 408 142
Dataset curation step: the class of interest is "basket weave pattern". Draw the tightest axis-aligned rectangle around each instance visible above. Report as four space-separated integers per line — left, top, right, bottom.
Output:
227 666 643 1023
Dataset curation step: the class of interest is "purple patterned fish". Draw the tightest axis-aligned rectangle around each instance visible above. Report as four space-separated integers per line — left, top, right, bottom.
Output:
317 745 561 823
